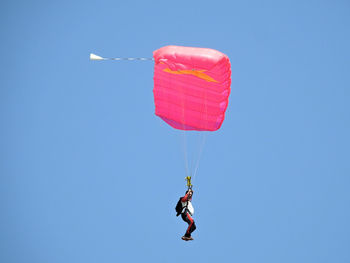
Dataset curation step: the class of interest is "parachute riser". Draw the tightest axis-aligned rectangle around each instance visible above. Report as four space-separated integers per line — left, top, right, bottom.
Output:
185 176 193 190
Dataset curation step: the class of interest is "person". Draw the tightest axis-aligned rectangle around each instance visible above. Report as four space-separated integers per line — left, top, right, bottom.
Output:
180 189 196 241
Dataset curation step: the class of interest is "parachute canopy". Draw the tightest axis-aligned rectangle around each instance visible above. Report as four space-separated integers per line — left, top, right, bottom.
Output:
153 46 231 131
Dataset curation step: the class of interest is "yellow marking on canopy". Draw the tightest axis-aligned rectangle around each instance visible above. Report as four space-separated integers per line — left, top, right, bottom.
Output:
163 68 219 83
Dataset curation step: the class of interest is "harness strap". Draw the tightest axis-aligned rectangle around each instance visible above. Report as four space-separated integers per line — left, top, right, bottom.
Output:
181 200 189 214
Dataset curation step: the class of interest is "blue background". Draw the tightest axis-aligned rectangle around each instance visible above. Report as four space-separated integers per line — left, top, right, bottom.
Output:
1 0 350 262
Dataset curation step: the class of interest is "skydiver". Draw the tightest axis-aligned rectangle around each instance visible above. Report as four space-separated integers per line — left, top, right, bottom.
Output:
178 189 196 241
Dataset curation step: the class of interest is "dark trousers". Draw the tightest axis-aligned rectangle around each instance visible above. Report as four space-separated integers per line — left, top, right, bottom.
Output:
181 212 196 237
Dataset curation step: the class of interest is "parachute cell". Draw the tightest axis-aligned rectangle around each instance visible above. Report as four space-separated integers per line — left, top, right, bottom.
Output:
153 46 231 131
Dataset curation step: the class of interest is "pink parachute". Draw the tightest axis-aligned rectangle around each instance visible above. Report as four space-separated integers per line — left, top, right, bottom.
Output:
153 46 231 131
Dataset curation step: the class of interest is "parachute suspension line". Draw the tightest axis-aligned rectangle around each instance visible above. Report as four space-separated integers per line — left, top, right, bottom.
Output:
189 134 195 178
188 58 196 181
192 132 207 181
90 53 154 61
192 77 209 183
178 67 191 180
182 130 191 178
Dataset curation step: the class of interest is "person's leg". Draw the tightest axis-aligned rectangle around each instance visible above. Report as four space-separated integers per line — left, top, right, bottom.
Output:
189 219 196 235
181 212 195 237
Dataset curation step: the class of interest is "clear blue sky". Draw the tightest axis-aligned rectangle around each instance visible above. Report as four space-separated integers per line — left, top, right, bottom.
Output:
1 0 350 262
